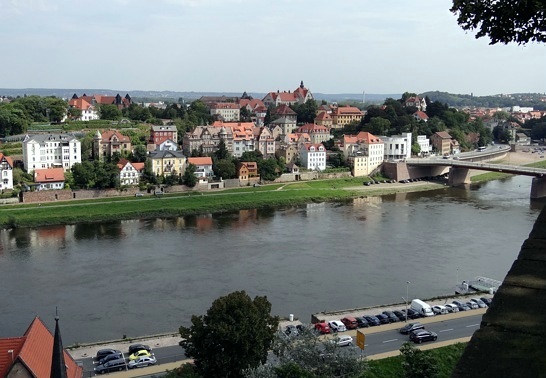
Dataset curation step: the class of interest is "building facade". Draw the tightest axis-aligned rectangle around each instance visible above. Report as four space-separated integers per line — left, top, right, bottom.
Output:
0 153 14 190
262 81 313 108
23 134 81 173
343 132 384 176
34 168 65 190
117 159 145 186
93 130 132 161
382 132 412 160
299 143 326 171
210 103 241 122
295 123 332 145
331 106 364 129
148 150 186 176
430 131 453 156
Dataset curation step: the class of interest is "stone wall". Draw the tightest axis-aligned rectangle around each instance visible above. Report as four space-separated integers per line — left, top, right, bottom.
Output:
22 188 141 203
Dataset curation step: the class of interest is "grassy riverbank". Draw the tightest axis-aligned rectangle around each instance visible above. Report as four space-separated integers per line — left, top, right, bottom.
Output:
470 158 546 183
0 177 444 229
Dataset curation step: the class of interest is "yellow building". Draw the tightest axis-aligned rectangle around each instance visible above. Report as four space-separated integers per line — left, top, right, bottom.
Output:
148 150 186 176
331 106 364 129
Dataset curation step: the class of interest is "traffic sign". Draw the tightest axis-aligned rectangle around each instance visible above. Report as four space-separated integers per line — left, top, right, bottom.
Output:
356 330 365 350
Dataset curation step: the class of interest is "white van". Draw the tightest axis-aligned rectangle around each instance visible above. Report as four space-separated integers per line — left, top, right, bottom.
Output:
411 299 434 317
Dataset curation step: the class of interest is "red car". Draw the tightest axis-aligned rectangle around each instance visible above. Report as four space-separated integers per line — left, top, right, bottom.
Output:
314 322 331 334
341 316 358 330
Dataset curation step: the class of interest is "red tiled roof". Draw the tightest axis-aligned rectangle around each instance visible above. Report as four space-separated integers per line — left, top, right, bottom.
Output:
0 317 82 378
414 111 428 120
132 162 145 171
211 102 240 109
296 123 329 133
343 132 382 145
333 106 363 115
188 157 213 166
0 153 14 167
315 112 331 120
274 104 296 115
435 131 452 139
68 98 93 111
101 130 130 143
34 168 65 183
302 143 325 151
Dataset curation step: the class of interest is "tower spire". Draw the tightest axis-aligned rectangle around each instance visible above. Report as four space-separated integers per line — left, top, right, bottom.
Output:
50 309 68 378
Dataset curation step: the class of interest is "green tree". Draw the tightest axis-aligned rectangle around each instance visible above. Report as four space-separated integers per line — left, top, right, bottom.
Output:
451 0 546 44
368 117 391 136
0 105 30 137
179 290 279 378
411 143 421 156
71 161 95 189
400 342 439 378
214 139 229 160
258 158 279 181
44 97 67 123
240 107 252 122
132 145 148 163
182 163 198 188
213 159 236 179
67 107 82 120
99 104 122 120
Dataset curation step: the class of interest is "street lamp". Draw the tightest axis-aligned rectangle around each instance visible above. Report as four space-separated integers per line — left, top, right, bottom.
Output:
404 281 411 322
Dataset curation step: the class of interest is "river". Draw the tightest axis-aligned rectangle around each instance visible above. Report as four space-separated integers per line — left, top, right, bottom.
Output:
0 175 543 345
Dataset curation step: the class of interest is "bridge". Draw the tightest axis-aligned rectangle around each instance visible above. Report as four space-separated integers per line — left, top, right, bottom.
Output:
382 146 546 198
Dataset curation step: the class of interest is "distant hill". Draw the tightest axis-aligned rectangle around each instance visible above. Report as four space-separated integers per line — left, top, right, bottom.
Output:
421 91 546 110
0 88 398 104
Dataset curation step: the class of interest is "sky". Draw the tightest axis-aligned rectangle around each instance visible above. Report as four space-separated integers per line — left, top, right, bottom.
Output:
1 0 545 96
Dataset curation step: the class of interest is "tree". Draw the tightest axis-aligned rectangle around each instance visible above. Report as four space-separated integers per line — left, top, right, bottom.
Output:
214 139 229 160
44 97 67 123
259 158 279 181
132 145 148 163
99 104 122 120
368 117 391 136
451 0 546 45
179 290 279 378
182 163 198 188
213 159 236 179
411 143 421 156
67 107 82 120
240 107 252 122
71 161 95 189
400 342 439 378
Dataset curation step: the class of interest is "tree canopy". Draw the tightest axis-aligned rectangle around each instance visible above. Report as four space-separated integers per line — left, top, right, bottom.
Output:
451 0 546 45
179 290 279 378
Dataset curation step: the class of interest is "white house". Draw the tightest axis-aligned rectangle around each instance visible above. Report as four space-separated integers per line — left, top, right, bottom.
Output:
210 103 240 122
157 139 178 151
23 133 81 173
34 168 65 191
187 157 214 179
117 159 145 186
382 132 412 160
417 135 431 156
343 132 384 177
0 153 14 190
299 143 326 171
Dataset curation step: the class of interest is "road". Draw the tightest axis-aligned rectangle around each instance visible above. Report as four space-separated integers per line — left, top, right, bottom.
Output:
77 312 483 376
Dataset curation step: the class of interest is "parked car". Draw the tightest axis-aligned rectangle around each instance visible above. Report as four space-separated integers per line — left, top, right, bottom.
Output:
466 301 479 309
405 308 421 319
480 297 492 306
355 316 369 328
375 314 390 325
95 349 121 361
129 350 152 361
128 344 152 355
470 298 487 308
399 322 425 335
445 304 459 313
363 315 381 326
98 352 123 365
296 324 307 334
452 301 471 311
382 311 400 323
333 335 353 347
94 358 127 374
328 320 347 333
393 310 406 321
341 316 358 330
314 322 331 334
128 355 157 369
432 305 448 315
409 329 438 344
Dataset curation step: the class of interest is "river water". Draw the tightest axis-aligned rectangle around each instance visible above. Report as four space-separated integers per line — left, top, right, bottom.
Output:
0 175 543 345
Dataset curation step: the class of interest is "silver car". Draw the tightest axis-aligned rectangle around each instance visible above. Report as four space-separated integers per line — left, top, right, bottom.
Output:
127 355 157 369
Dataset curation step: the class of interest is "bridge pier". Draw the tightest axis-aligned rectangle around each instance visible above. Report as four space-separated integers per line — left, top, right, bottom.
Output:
530 177 546 199
448 167 471 186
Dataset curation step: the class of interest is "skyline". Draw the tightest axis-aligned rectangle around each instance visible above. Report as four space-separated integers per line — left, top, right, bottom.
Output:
1 0 545 96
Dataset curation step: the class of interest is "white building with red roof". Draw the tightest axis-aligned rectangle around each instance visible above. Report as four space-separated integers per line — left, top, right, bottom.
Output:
0 153 14 190
187 156 214 178
404 96 427 112
34 168 65 191
262 81 313 108
343 132 384 176
299 143 326 171
68 97 99 121
117 159 145 186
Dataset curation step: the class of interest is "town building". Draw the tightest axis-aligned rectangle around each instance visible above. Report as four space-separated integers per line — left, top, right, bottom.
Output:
275 144 298 164
404 96 427 112
295 123 332 145
71 93 133 110
183 125 232 156
262 81 313 108
93 130 132 161
253 127 275 157
417 135 431 156
270 116 297 137
34 168 65 190
148 125 178 151
210 102 241 122
331 106 364 129
148 150 186 176
430 131 453 156
0 153 14 190
343 132 384 176
117 159 145 186
187 157 214 179
314 111 333 128
157 139 178 151
413 111 429 122
68 98 99 121
0 316 83 378
382 132 412 160
299 143 326 171
237 161 260 181
22 133 81 173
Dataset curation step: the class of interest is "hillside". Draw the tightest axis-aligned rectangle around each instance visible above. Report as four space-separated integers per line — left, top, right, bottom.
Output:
422 91 546 109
